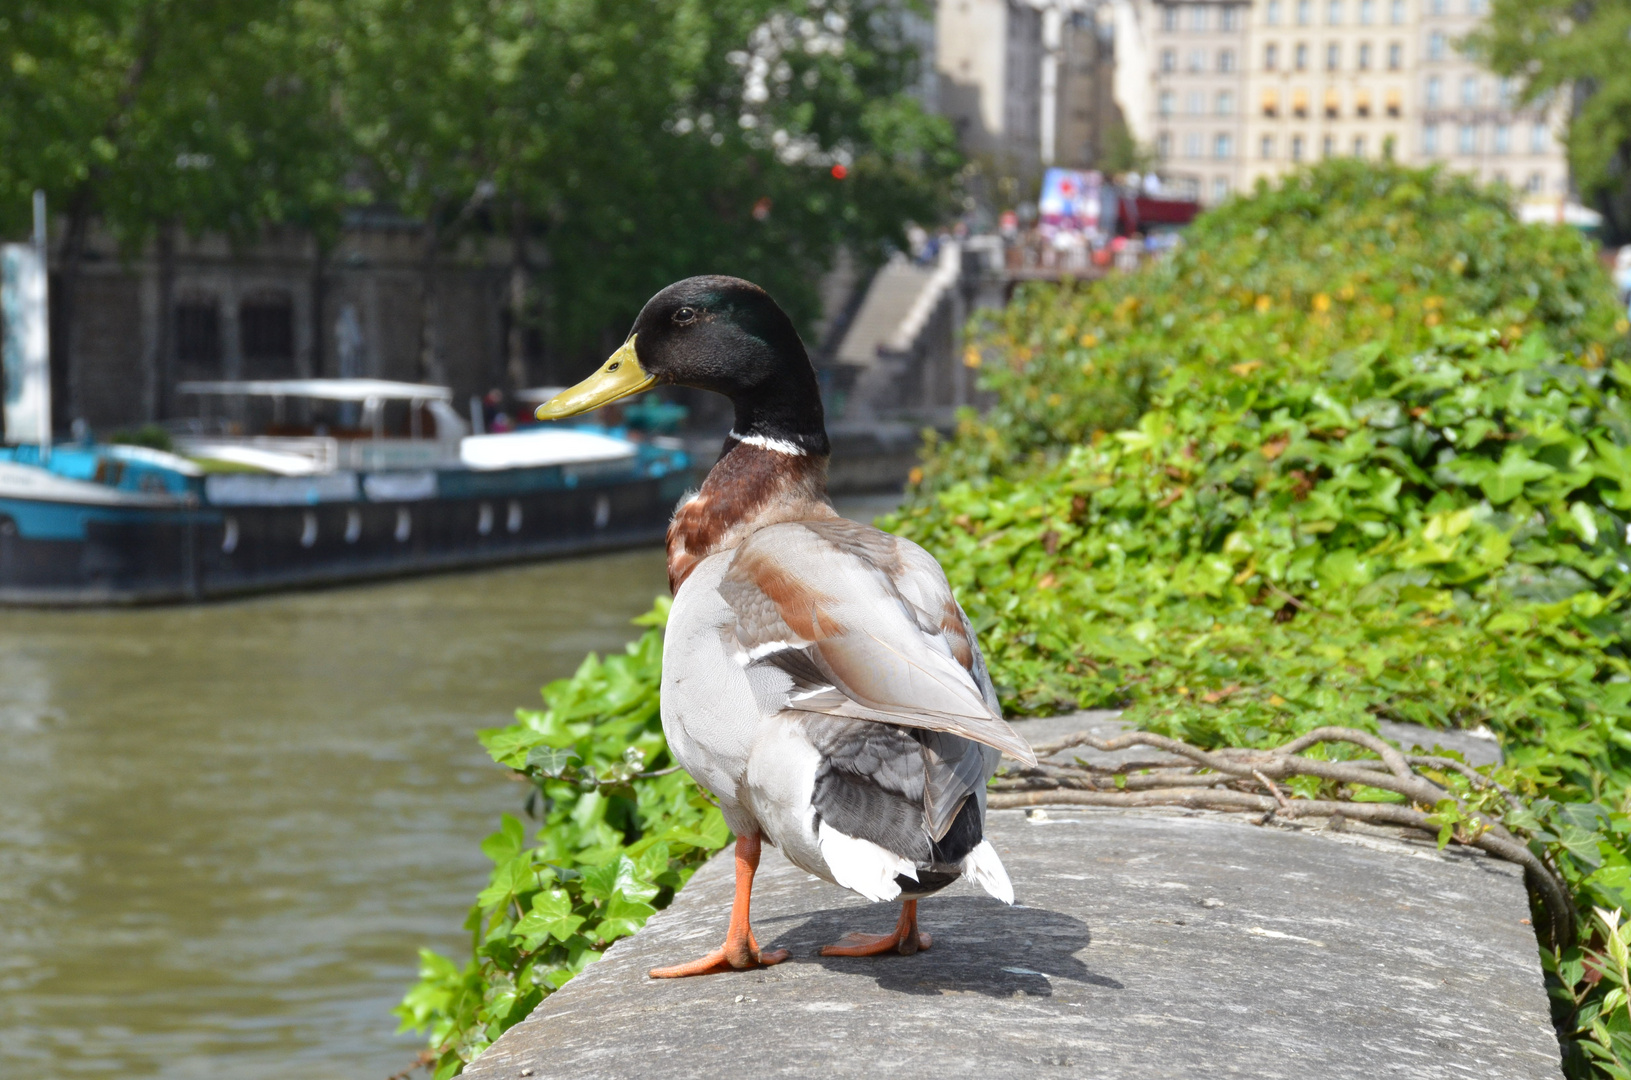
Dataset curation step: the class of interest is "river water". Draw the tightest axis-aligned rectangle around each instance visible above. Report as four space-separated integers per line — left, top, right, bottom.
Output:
0 548 675 1080
0 497 896 1079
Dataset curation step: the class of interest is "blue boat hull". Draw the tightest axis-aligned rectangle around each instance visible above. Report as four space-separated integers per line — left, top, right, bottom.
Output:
0 473 689 605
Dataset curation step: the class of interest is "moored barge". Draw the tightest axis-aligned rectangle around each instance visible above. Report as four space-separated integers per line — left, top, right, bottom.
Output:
0 379 691 605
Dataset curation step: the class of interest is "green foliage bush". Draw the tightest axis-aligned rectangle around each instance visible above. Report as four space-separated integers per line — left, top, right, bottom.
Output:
925 161 1624 489
886 160 1631 1074
397 599 728 1079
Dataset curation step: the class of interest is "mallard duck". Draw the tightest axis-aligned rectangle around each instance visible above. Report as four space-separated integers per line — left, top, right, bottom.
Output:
537 276 1036 977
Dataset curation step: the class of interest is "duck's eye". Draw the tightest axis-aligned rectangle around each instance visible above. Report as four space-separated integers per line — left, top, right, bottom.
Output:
673 306 697 325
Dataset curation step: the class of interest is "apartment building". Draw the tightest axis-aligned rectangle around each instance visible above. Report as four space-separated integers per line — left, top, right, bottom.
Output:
1411 0 1567 197
1133 0 1569 205
1242 0 1413 187
1144 1 1252 202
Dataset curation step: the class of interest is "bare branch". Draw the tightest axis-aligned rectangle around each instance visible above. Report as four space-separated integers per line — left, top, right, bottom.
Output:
995 725 1573 949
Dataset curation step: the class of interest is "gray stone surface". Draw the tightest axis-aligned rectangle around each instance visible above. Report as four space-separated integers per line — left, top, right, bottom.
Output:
468 804 1559 1080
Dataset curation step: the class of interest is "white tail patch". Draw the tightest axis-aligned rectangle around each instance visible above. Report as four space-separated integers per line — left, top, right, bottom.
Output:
962 840 1015 905
818 821 917 903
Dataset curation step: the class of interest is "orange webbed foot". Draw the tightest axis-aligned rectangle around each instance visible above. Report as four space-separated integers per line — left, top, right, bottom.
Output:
648 944 789 979
819 899 931 957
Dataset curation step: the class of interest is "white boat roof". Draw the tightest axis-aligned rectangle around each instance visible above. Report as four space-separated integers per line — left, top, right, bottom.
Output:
459 428 638 471
176 378 455 402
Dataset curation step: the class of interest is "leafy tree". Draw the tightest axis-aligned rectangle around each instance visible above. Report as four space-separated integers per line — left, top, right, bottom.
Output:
336 0 959 383
1469 0 1631 242
0 0 347 418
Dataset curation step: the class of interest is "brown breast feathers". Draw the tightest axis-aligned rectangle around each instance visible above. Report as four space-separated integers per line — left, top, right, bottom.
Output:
666 440 837 593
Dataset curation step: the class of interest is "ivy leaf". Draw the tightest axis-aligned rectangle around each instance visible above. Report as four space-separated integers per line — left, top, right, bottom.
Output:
594 891 659 943
514 889 586 948
525 745 580 777
480 813 526 865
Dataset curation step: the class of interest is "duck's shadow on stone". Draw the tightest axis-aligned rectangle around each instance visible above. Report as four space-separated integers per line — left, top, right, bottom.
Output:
757 895 1122 998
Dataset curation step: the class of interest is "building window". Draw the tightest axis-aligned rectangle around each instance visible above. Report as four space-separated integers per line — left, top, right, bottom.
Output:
1214 133 1234 159
1428 31 1445 61
1358 42 1372 69
1498 77 1515 108
1353 134 1367 156
239 292 294 376
1426 75 1441 107
1322 133 1336 157
1430 0 1445 13
1189 48 1207 72
1494 123 1510 154
1222 6 1241 31
1328 0 1343 23
1295 42 1309 69
1187 89 1205 115
1359 0 1375 25
1530 122 1547 153
1265 42 1279 69
1467 0 1485 13
1212 177 1231 202
1390 0 1405 23
1219 49 1237 73
1267 0 1283 25
1526 172 1543 193
1356 88 1372 116
175 298 222 368
1161 5 1178 31
1326 42 1340 69
1158 131 1173 157
1184 132 1204 158
1385 87 1402 116
1159 90 1175 117
1216 90 1236 115
1190 4 1209 30
1291 134 1306 161
1388 41 1402 69
1458 123 1477 154
1262 134 1277 158
1160 48 1176 73
1423 123 1439 155
1324 88 1341 117
1461 76 1479 107
1292 87 1309 117
1262 88 1281 116
1297 0 1311 25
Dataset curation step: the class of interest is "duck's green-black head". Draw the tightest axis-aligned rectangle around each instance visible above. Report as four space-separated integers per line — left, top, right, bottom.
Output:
536 276 828 454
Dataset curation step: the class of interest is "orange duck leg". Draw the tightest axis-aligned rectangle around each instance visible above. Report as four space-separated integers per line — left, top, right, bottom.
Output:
819 898 933 957
648 833 790 978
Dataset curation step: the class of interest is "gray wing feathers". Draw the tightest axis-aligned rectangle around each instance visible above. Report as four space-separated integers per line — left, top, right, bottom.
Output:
721 521 1036 766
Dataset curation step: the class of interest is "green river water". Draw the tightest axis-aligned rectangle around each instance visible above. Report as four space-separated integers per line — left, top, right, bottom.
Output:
0 495 897 1079
0 547 674 1079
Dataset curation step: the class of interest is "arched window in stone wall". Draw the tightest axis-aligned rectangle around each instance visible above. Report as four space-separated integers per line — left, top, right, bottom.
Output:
239 290 295 379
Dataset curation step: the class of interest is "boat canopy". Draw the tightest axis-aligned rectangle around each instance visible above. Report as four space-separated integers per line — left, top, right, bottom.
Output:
176 379 455 403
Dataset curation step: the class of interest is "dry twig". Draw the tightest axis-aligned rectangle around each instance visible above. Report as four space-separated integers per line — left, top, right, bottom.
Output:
995 725 1573 948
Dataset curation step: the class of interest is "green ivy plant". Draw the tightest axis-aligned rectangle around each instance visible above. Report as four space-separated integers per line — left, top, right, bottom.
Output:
396 598 729 1078
886 160 1631 1076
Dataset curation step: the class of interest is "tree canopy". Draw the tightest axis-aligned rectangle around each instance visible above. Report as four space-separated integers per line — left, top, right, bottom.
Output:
0 0 957 355
1471 0 1631 241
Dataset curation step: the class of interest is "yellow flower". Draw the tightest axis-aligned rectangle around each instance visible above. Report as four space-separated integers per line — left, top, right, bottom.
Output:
1254 295 1272 312
1337 283 1356 301
1425 311 1441 327
1229 360 1263 377
907 467 924 486
962 346 982 368
1079 333 1099 348
1311 293 1331 313
1616 318 1630 335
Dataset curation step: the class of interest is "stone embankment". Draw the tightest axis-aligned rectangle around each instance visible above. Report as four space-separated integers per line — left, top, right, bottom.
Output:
465 714 1558 1080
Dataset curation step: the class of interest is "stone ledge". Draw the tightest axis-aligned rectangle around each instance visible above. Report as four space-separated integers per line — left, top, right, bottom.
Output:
468 749 1559 1079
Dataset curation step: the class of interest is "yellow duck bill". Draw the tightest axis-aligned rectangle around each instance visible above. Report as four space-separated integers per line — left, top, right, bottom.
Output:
534 337 657 420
